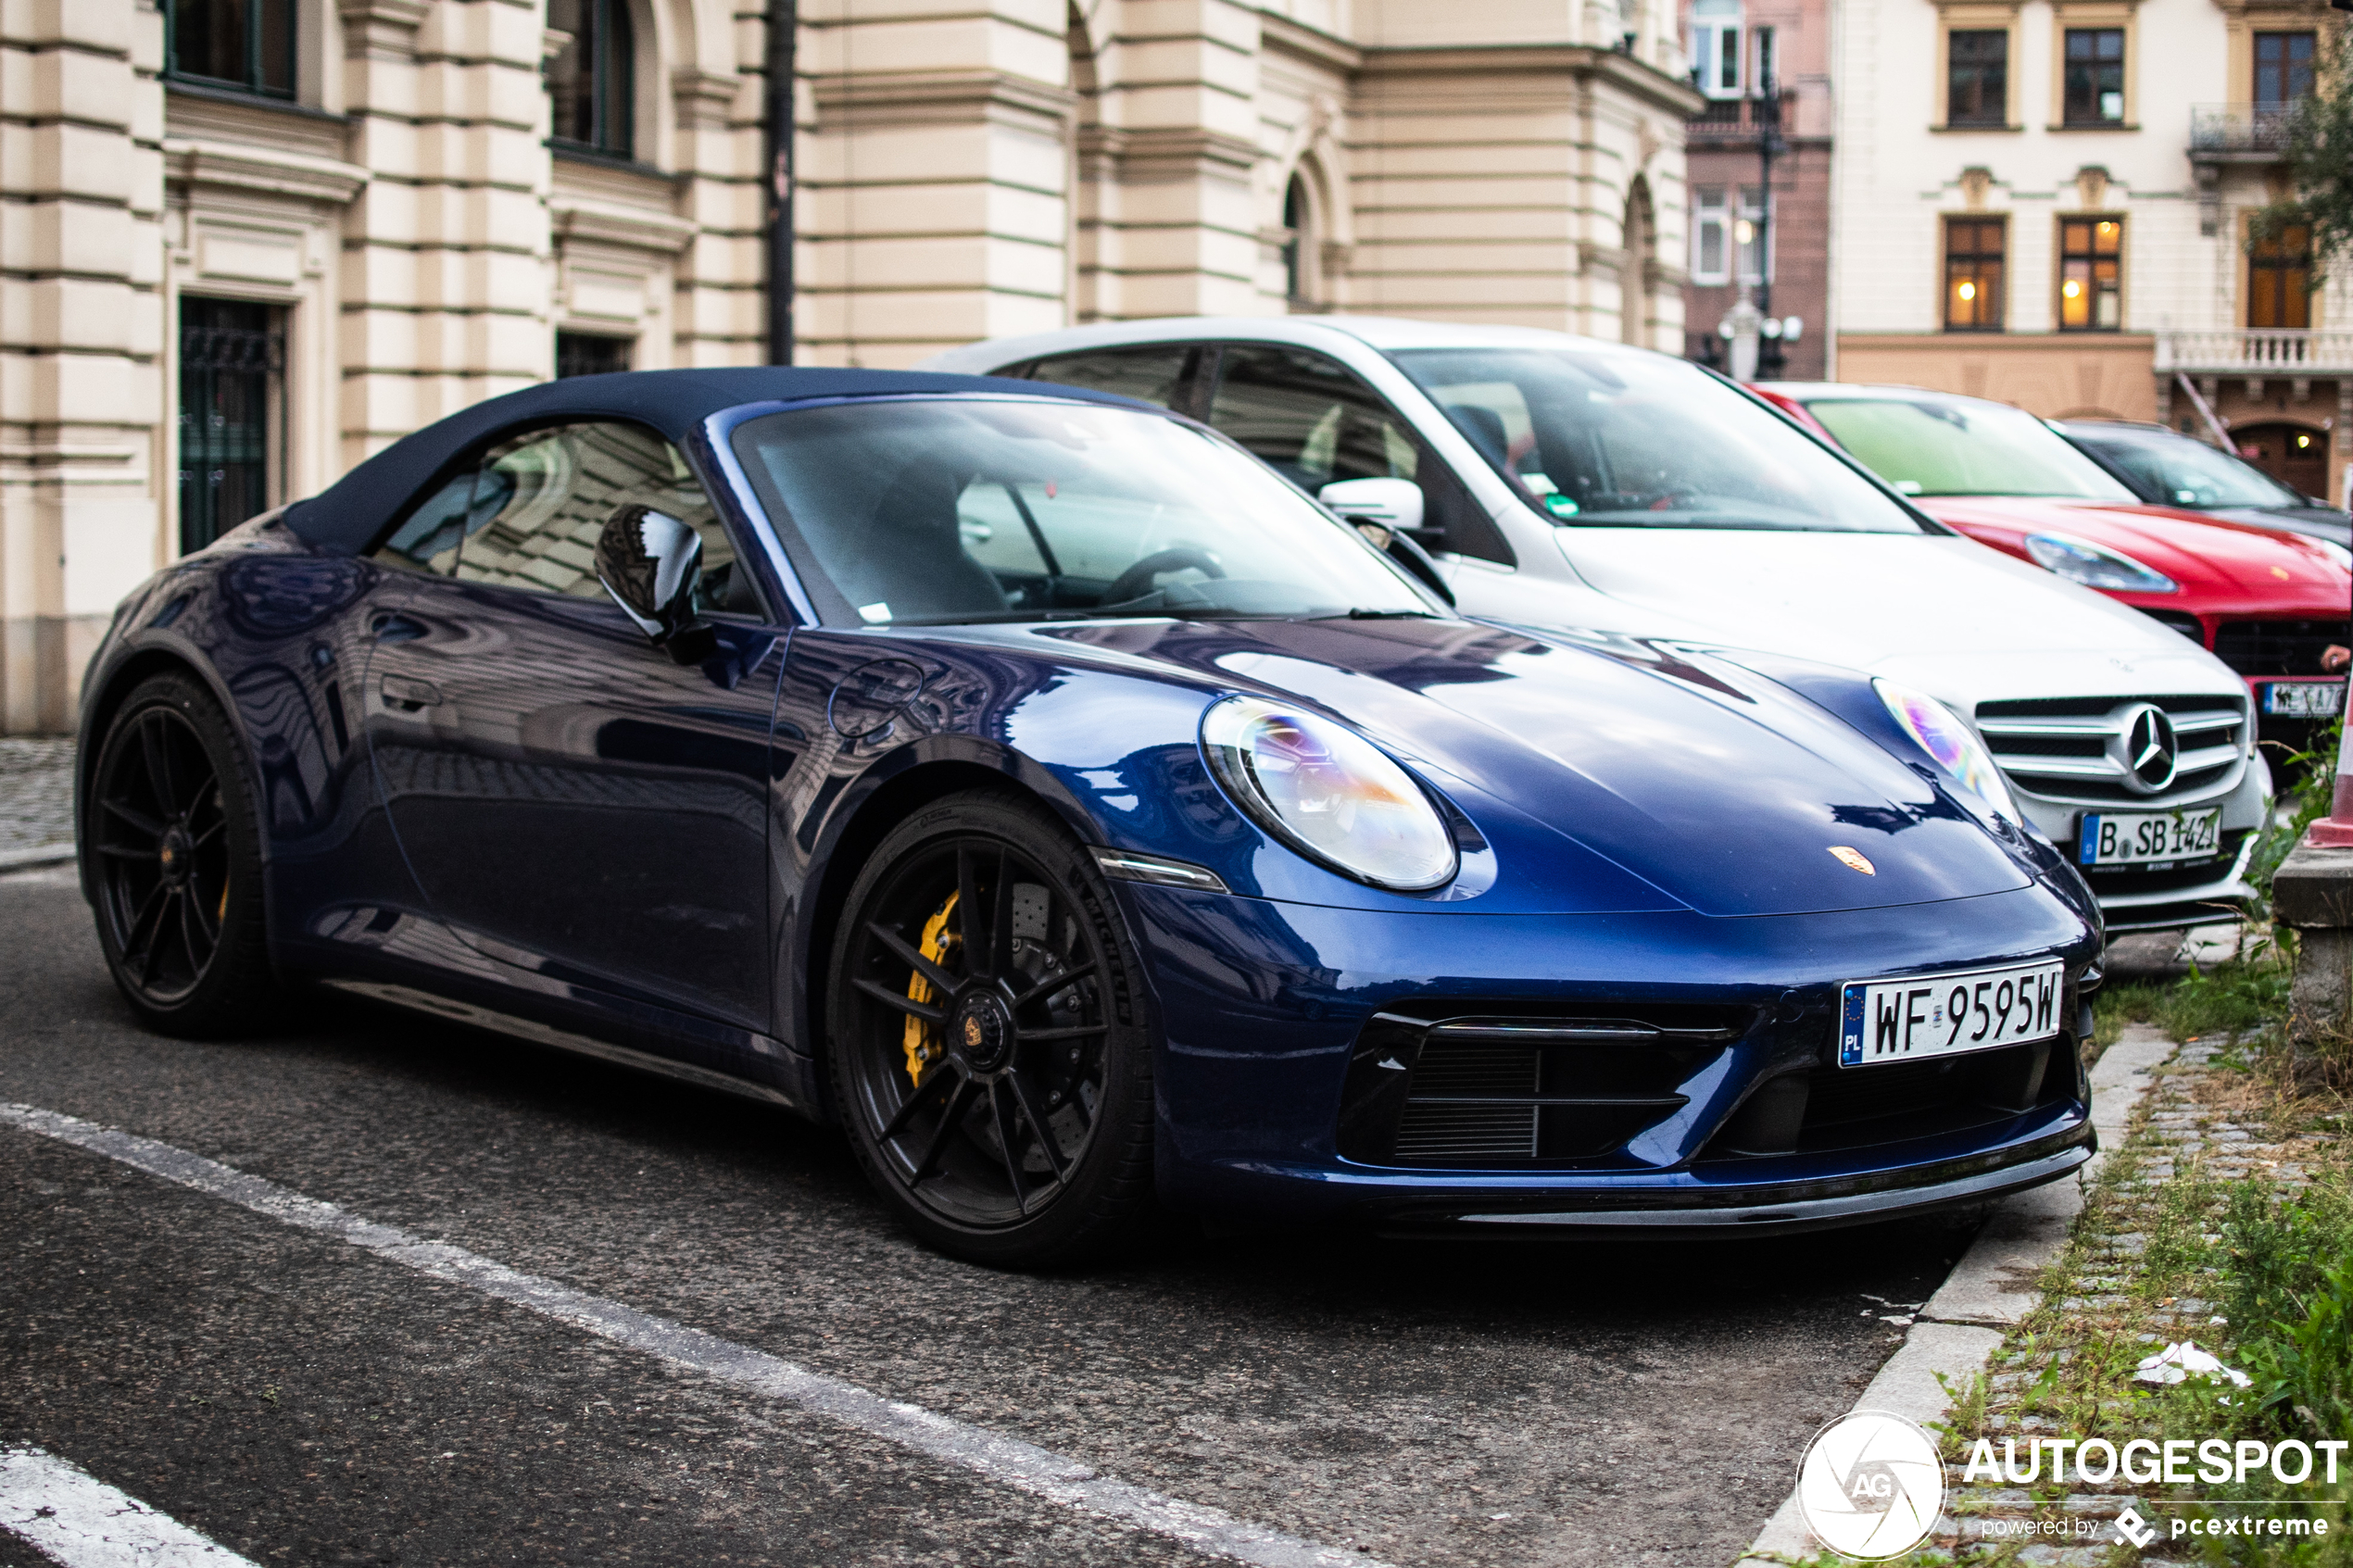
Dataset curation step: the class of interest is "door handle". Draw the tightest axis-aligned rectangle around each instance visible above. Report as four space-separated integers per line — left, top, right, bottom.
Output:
379 674 443 712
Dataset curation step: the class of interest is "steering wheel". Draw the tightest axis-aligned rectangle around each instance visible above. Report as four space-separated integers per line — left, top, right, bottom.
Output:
1101 546 1226 606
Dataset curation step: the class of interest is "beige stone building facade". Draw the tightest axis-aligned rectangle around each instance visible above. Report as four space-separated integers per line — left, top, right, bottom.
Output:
1829 0 2348 499
0 0 1698 733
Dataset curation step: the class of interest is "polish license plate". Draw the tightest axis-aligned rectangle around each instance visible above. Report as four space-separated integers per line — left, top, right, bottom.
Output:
2261 681 2346 719
2077 809 2221 867
1839 960 2066 1068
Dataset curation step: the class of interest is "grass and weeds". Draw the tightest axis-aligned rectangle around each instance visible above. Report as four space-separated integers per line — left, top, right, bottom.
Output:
1763 886 2352 1566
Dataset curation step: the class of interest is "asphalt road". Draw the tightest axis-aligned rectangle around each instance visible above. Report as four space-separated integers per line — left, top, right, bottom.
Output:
0 861 1977 1568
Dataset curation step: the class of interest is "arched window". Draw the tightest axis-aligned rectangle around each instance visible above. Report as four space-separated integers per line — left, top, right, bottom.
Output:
548 0 634 158
1621 180 1654 345
168 0 295 97
1283 176 1311 307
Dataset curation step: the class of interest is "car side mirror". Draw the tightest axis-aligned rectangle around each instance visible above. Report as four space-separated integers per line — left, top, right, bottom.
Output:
1316 477 1454 608
1318 477 1426 537
596 505 713 662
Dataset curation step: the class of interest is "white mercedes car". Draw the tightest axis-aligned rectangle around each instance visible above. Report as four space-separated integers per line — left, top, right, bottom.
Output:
923 317 2269 931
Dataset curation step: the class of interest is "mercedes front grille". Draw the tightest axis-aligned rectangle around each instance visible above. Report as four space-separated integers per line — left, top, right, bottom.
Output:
1972 693 2248 806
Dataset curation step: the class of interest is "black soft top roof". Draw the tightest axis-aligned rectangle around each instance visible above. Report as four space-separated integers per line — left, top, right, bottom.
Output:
283 366 1123 555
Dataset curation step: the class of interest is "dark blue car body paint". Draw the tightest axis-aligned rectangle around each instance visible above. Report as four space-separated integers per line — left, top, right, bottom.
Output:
79 370 2100 1233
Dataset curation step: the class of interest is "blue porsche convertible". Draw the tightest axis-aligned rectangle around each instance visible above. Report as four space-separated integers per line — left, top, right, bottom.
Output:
77 367 2102 1264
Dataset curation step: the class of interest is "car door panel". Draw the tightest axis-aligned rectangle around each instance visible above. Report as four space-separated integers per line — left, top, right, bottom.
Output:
362 420 786 1037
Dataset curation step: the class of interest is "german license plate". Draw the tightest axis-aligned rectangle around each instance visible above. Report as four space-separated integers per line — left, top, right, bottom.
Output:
1839 960 2066 1068
2261 681 2346 718
2077 809 2221 866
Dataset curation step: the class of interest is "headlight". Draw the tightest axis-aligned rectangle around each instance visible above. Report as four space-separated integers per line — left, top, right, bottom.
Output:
1201 696 1459 891
1874 680 2019 822
2313 538 2352 574
2024 532 2178 594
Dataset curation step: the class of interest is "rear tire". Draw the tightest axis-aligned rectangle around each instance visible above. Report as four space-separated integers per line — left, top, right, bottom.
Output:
85 672 276 1037
826 790 1155 1267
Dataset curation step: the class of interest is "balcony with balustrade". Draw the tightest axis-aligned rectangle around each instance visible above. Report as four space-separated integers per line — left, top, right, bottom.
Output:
2156 330 2353 377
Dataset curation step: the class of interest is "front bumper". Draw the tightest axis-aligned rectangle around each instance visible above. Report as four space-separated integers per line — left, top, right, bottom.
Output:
1115 878 2101 1226
2011 763 2270 933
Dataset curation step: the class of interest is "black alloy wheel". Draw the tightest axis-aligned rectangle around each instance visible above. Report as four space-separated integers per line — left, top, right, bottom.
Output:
828 791 1154 1265
87 673 274 1035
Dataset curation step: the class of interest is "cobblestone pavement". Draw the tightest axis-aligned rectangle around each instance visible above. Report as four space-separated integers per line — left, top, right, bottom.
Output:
0 738 74 859
1926 1036 2328 1566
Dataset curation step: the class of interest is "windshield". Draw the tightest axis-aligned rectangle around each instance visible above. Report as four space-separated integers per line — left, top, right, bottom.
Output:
731 398 1434 626
1389 347 1929 532
1804 397 2137 500
2072 428 2305 509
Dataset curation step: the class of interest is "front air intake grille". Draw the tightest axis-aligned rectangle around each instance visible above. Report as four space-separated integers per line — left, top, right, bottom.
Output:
2213 619 2352 678
1700 1036 2079 1161
1974 693 2247 807
1338 1004 1747 1168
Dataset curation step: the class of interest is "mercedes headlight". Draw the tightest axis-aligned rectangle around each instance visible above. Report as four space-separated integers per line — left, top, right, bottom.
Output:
1201 696 1459 891
2024 533 2178 594
1875 680 2019 822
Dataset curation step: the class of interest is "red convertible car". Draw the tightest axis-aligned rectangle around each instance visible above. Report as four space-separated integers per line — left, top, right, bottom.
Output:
1755 383 2352 757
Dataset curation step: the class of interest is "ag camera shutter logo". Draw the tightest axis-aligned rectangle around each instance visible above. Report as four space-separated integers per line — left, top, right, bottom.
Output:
1795 1410 1945 1559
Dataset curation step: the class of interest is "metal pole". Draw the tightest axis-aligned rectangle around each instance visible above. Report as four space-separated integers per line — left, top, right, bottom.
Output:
1755 69 1783 377
764 0 797 365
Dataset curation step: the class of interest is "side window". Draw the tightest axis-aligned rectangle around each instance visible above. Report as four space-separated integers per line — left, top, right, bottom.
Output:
1025 346 1201 412
1206 345 1419 492
373 422 759 617
1205 345 1513 566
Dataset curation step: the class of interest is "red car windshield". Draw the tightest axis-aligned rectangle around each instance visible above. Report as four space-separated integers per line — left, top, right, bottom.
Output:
1803 396 2138 501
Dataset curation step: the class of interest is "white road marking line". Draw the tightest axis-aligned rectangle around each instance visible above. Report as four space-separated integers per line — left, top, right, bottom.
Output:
0 1103 1388 1568
1 1444 258 1566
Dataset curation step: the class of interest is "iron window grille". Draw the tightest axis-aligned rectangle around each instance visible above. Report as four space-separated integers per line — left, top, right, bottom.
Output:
178 298 285 556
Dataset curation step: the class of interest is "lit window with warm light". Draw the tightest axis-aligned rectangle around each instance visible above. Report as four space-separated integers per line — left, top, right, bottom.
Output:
1944 218 2005 332
2058 217 2121 331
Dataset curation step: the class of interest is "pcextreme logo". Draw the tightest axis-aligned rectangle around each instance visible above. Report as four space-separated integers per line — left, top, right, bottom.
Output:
1795 1411 1945 1560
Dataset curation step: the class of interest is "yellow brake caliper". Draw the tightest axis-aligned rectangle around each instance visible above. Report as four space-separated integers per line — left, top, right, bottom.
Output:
903 891 960 1084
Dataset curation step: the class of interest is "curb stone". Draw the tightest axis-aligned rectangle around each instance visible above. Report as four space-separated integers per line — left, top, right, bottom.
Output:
0 842 74 872
1730 1024 2179 1566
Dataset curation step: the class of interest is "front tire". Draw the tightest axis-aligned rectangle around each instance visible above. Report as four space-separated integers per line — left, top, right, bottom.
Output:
826 791 1155 1266
85 672 275 1036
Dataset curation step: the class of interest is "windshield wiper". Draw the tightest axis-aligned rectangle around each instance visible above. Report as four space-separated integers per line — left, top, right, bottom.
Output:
1302 607 1443 621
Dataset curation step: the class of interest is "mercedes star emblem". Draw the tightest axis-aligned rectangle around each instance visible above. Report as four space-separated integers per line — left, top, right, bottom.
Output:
2121 704 2179 792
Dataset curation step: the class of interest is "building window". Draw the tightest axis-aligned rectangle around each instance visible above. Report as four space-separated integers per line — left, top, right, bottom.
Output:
1282 176 1310 307
2255 31 2315 111
1735 186 1771 282
1690 0 1743 97
178 298 284 555
2058 217 2122 331
1946 31 2008 126
168 0 295 97
2249 224 2312 330
556 332 634 379
1944 218 2005 331
1692 187 1729 283
547 0 634 158
2062 29 2125 125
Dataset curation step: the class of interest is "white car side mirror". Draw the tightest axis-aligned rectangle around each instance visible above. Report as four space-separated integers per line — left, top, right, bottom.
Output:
1317 477 1426 537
